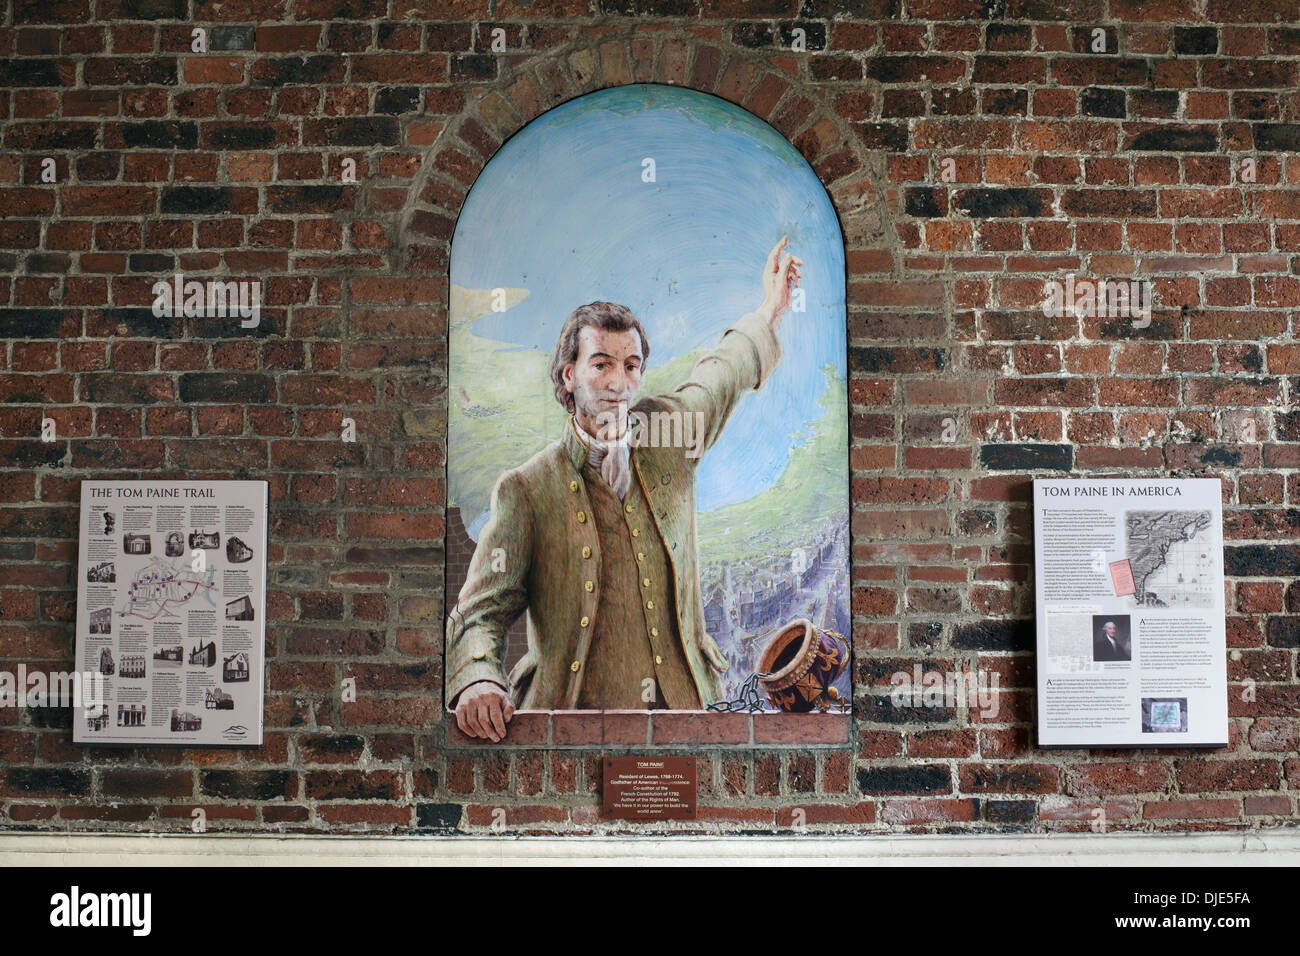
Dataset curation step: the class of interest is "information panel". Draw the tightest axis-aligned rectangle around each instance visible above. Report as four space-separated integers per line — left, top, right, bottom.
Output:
1033 478 1228 748
603 757 698 820
73 480 267 747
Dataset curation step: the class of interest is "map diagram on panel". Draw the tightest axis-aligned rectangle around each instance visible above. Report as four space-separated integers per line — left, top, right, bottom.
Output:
1125 510 1215 608
119 560 218 622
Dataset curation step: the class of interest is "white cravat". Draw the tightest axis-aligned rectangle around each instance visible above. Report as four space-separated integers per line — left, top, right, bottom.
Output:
574 417 632 500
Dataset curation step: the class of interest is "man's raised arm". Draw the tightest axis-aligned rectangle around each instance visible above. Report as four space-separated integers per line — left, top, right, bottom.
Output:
658 236 802 460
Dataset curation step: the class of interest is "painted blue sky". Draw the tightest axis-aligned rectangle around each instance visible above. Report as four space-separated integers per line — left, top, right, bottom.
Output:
450 84 846 513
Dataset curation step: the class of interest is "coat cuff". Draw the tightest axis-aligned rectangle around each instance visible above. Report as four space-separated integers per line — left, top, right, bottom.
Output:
725 309 783 389
445 665 509 712
445 624 510 709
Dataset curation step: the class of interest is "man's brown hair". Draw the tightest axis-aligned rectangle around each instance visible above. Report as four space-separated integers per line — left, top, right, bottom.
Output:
548 301 651 413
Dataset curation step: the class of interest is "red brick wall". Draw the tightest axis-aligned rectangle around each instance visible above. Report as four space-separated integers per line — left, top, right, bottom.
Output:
1 0 1298 833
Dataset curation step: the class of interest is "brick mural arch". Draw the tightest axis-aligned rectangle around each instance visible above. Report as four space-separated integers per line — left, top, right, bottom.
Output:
390 32 902 752
395 31 895 274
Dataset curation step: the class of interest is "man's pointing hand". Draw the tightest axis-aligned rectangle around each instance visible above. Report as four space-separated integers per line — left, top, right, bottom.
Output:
759 234 803 331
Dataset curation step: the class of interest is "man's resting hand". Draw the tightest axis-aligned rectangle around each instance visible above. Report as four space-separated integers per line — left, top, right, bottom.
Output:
454 680 515 742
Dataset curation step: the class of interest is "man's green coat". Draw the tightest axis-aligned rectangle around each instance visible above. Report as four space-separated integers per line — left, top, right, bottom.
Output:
445 309 782 711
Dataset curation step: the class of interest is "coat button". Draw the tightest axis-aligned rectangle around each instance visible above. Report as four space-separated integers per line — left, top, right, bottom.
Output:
642 577 651 588
631 528 639 537
651 626 659 637
584 580 594 592
569 480 579 492
625 503 635 513
580 616 589 627
570 660 580 672
655 655 663 665
582 546 591 559
646 599 654 610
636 552 645 562
576 511 586 523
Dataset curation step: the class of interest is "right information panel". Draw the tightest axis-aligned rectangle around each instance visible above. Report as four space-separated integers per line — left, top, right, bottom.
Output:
1033 478 1228 749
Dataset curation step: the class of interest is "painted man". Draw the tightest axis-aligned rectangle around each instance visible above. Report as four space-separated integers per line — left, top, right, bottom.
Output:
446 237 803 740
